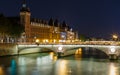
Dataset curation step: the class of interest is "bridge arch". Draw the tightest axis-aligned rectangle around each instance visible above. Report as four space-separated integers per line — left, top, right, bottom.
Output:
18 46 54 54
17 44 120 59
62 47 109 58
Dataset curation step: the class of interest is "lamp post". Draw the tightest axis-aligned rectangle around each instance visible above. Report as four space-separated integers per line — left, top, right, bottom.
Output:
112 34 118 41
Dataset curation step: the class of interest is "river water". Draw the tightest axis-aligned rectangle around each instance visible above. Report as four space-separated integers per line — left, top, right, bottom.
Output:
0 49 120 75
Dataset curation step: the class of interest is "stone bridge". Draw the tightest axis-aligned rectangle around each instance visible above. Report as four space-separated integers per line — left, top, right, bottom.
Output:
17 44 120 59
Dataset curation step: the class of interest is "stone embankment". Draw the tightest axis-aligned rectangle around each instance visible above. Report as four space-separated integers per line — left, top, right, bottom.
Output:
0 43 18 56
0 43 51 56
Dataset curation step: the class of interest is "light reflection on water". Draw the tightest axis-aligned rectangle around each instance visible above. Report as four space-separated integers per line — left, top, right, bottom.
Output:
0 66 5 75
55 60 68 75
0 52 120 75
109 63 119 75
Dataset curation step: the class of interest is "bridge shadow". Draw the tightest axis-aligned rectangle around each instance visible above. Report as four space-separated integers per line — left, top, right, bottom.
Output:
63 47 109 59
82 47 109 59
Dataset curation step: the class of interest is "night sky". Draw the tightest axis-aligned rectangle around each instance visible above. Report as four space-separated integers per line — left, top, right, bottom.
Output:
0 0 120 39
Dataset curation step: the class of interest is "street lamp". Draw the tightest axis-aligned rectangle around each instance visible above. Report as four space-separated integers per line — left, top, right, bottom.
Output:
110 46 116 53
35 39 39 45
112 34 118 41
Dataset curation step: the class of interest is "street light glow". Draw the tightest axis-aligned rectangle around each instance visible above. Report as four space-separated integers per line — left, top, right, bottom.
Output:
110 46 116 53
112 34 118 40
35 39 39 43
58 46 62 51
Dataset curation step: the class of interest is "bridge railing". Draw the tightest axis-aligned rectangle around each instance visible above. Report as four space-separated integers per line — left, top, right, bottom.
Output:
17 41 120 46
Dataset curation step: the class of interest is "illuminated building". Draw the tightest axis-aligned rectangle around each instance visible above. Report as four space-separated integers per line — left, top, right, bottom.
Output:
19 0 77 43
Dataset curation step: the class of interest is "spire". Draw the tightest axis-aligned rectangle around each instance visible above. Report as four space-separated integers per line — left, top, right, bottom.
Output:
22 0 26 8
20 0 30 12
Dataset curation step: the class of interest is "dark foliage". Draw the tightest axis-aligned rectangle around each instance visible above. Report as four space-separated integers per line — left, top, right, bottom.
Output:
0 14 24 37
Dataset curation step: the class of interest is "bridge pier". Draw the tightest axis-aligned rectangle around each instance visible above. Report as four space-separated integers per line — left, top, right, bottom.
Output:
109 54 118 60
57 52 63 58
56 46 64 58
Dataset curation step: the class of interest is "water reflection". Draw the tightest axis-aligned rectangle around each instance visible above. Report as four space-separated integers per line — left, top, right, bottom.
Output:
17 52 58 75
75 48 82 60
49 52 57 61
0 66 5 75
10 60 17 75
18 57 26 65
0 52 120 75
55 60 68 75
109 63 119 75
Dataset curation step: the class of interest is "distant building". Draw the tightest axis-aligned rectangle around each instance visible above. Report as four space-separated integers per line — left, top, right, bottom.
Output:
19 0 77 43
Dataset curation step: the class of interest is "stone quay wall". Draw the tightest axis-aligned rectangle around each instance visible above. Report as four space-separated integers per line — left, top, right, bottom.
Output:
0 43 18 56
0 44 51 56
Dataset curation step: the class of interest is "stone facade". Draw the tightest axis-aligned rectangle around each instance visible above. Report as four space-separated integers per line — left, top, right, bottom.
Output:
19 0 77 44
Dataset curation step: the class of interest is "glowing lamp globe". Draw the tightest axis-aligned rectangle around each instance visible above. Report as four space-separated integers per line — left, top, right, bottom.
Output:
58 46 63 52
110 47 116 53
35 39 39 43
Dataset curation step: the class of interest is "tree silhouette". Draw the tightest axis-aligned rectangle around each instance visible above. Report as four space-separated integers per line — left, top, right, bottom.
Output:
0 14 11 35
0 14 24 37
